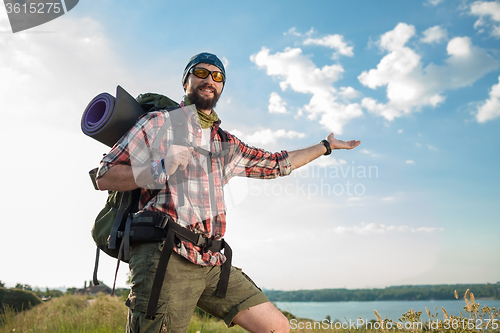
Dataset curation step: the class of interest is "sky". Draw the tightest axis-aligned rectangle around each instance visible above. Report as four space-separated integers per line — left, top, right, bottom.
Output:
0 0 499 292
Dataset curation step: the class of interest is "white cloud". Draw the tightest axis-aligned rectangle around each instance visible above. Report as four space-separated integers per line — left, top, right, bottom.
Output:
333 222 444 234
285 27 301 36
470 1 500 38
476 75 500 122
0 13 139 131
426 0 444 6
420 25 448 44
0 11 8 31
379 22 416 50
358 23 498 121
406 160 415 164
228 129 244 138
268 92 288 114
285 27 314 37
447 36 472 57
251 47 363 134
339 86 361 100
251 47 343 93
0 12 155 289
245 128 306 145
0 9 184 144
303 34 354 58
361 98 403 121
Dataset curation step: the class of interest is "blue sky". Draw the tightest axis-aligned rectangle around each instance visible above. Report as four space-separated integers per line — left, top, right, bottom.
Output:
0 0 499 291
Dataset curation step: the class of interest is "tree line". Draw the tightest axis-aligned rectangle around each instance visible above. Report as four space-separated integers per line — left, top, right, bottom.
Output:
3 280 499 304
263 283 500 302
0 280 128 301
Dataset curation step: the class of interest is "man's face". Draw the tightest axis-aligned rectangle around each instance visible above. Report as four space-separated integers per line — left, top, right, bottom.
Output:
184 63 224 112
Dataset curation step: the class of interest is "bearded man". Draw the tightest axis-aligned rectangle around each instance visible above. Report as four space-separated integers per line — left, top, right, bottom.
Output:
96 52 360 333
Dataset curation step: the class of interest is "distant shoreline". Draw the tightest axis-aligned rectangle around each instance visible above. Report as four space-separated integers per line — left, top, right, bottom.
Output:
264 283 500 302
271 298 498 302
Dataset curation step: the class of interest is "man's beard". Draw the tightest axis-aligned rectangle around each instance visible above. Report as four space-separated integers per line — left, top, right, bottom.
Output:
187 84 221 111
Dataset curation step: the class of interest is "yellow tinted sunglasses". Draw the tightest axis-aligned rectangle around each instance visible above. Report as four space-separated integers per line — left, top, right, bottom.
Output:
190 67 226 83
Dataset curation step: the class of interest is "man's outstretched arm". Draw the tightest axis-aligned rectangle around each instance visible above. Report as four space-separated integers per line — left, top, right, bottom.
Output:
288 133 360 170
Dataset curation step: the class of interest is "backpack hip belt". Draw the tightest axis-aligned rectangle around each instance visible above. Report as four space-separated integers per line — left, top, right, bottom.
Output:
129 210 233 320
129 210 227 251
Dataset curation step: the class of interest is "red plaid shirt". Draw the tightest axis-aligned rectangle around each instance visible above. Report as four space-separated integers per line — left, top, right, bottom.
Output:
97 106 292 266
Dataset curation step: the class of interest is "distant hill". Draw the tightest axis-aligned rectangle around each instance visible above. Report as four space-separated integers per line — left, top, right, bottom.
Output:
263 283 500 302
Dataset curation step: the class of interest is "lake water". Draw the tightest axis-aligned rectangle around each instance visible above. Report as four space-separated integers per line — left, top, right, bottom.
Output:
275 299 500 322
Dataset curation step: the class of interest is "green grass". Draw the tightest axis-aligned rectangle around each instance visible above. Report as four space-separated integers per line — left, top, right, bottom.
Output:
0 294 248 333
0 294 126 333
1 290 498 333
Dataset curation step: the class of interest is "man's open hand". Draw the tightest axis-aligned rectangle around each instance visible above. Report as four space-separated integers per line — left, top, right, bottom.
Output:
326 133 361 150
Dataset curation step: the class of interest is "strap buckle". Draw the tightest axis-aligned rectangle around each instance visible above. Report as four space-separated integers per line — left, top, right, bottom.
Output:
195 234 208 247
155 214 170 229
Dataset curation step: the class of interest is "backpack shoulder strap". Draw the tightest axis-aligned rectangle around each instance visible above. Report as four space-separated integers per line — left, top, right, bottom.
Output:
166 106 189 147
169 106 188 207
217 127 230 168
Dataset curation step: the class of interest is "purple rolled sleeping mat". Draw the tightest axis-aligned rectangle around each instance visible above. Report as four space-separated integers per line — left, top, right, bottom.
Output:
81 85 145 147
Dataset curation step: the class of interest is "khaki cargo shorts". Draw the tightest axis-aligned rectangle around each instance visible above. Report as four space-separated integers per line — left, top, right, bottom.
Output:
125 242 269 333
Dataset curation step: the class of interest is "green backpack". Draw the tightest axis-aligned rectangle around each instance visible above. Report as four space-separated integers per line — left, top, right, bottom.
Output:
89 93 229 290
89 93 178 288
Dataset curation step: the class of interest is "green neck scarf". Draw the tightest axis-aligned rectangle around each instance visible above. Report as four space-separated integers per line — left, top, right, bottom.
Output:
184 96 219 129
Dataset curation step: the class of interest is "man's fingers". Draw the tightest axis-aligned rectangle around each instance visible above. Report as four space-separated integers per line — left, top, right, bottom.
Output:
176 153 190 168
177 146 194 169
346 140 361 149
163 145 194 174
349 140 360 146
329 138 361 150
171 145 193 162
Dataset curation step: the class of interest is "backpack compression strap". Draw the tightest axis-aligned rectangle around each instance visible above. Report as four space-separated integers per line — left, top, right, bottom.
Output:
168 108 190 207
92 188 161 288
